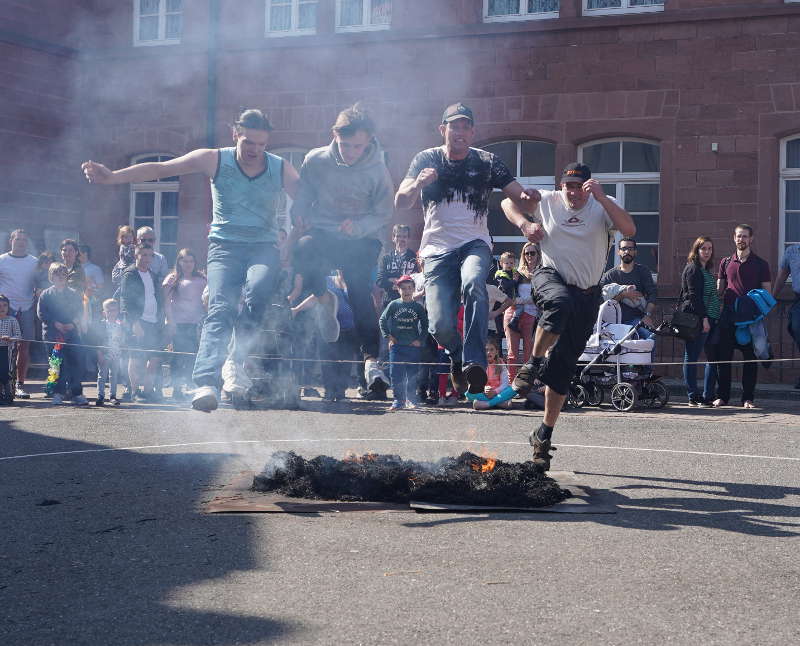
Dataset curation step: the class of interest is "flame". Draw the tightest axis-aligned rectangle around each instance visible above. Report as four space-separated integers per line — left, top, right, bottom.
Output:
471 450 497 473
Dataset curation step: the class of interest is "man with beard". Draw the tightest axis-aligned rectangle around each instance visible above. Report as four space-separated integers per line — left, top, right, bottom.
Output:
713 224 771 409
395 103 536 398
501 163 635 471
82 108 299 412
600 238 657 329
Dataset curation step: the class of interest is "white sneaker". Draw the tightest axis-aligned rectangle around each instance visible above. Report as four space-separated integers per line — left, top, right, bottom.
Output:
191 385 219 412
316 290 340 343
221 358 252 395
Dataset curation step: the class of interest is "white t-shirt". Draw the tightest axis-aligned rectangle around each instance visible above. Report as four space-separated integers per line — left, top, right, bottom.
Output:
139 270 158 323
536 190 617 290
0 253 38 311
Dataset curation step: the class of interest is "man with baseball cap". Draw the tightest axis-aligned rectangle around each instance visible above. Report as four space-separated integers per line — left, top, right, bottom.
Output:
501 162 636 471
395 103 537 398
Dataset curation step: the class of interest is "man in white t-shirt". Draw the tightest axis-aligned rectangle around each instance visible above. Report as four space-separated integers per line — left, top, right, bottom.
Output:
0 229 39 398
395 103 536 398
502 162 636 471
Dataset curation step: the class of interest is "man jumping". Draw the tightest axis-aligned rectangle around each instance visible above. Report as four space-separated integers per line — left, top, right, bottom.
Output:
395 103 535 397
502 163 635 471
82 108 298 411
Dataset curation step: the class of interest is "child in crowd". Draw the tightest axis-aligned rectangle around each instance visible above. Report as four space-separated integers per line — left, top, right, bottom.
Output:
163 249 207 401
0 295 22 404
112 225 136 290
495 251 521 332
483 340 510 409
379 275 428 411
96 298 123 406
37 263 88 406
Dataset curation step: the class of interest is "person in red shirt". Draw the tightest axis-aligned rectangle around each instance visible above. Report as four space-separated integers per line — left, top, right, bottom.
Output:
713 224 772 409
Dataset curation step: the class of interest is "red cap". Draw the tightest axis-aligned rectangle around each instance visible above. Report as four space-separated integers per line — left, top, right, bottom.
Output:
397 275 414 286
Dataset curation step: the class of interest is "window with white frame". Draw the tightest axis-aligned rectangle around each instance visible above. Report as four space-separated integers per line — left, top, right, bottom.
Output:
583 0 663 16
130 154 180 266
273 148 309 233
266 0 318 36
781 136 800 259
483 140 556 258
336 0 391 32
134 0 182 46
579 139 661 274
484 0 559 22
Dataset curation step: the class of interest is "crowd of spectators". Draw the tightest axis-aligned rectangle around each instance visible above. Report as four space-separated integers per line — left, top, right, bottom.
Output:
0 218 795 409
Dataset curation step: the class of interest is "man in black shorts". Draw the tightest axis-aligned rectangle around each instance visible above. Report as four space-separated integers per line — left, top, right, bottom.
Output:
502 163 635 471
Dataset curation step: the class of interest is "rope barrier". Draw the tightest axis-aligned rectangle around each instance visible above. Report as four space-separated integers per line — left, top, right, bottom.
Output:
12 335 800 369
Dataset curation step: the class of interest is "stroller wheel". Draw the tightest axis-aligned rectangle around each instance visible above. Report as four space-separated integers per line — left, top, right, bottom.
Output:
584 383 603 407
610 382 637 412
641 381 669 409
568 384 587 408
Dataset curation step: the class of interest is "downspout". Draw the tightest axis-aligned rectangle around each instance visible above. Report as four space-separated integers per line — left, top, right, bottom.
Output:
206 0 220 147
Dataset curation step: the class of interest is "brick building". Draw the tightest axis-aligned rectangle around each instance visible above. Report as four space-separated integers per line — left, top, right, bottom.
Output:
2 0 800 379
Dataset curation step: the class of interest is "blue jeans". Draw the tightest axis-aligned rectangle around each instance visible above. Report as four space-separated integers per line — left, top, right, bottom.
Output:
424 239 492 368
682 319 718 401
193 240 280 390
389 344 421 404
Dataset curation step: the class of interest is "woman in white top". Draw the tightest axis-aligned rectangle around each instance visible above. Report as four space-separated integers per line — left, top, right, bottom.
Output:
504 242 540 383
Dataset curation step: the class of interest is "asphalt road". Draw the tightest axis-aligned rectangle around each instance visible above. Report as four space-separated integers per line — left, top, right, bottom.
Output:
2 392 799 646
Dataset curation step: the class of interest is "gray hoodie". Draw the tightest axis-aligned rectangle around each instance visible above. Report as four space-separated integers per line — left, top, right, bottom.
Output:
290 140 394 240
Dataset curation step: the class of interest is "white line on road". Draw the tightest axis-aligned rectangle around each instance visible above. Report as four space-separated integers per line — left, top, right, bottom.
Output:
1 438 799 463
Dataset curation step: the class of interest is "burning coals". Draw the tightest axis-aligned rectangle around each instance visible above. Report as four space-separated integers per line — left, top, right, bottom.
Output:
252 451 570 508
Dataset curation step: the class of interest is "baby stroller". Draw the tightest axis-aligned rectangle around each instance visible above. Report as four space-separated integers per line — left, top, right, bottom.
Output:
229 304 300 410
570 300 669 412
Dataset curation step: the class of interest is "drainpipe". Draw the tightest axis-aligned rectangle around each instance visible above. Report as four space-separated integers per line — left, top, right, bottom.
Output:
206 0 220 147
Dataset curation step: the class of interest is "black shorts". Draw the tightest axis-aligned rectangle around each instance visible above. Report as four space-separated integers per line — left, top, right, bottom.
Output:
532 267 600 396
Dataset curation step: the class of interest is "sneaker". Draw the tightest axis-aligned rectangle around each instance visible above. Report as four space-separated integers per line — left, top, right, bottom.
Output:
110 397 121 406
191 385 219 412
463 364 488 394
95 397 105 407
405 401 418 410
528 431 556 472
450 360 467 393
437 396 449 406
302 387 322 398
687 397 705 407
51 393 64 406
73 395 89 406
316 290 340 343
443 395 458 407
14 385 30 399
389 400 403 411
513 357 543 396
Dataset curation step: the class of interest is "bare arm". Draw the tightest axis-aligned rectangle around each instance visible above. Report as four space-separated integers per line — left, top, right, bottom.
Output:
771 267 789 297
717 278 726 299
501 197 544 243
82 149 218 185
395 168 437 210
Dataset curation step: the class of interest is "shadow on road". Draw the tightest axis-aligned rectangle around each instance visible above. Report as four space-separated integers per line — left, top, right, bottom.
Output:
0 422 297 645
401 471 800 538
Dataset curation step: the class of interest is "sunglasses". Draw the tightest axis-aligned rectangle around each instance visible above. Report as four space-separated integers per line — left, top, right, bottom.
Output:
524 251 538 256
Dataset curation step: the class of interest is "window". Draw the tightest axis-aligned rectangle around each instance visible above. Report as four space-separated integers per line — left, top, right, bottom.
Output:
781 136 800 259
484 140 556 258
336 0 391 32
583 0 663 16
273 148 309 233
134 0 182 46
579 139 661 274
484 0 559 22
266 0 318 36
130 154 180 266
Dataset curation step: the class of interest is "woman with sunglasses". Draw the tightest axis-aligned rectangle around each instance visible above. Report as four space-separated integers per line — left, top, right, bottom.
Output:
504 242 540 383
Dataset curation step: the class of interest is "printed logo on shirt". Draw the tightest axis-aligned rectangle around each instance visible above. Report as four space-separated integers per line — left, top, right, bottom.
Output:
563 214 586 227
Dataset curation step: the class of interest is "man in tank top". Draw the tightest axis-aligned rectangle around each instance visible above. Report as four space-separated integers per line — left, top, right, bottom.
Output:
82 109 299 412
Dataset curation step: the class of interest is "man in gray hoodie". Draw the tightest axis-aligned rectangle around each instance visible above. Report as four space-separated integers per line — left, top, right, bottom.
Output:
291 104 395 397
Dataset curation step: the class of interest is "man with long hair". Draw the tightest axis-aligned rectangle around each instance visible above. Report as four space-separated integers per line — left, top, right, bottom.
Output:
82 108 299 411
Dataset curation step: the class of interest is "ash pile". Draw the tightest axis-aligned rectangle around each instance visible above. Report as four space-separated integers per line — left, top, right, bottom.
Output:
253 451 570 508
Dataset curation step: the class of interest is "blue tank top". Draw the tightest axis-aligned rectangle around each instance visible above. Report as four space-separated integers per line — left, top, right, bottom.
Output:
209 148 284 243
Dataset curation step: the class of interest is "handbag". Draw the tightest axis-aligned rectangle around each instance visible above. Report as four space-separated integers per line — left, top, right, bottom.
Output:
669 309 700 341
